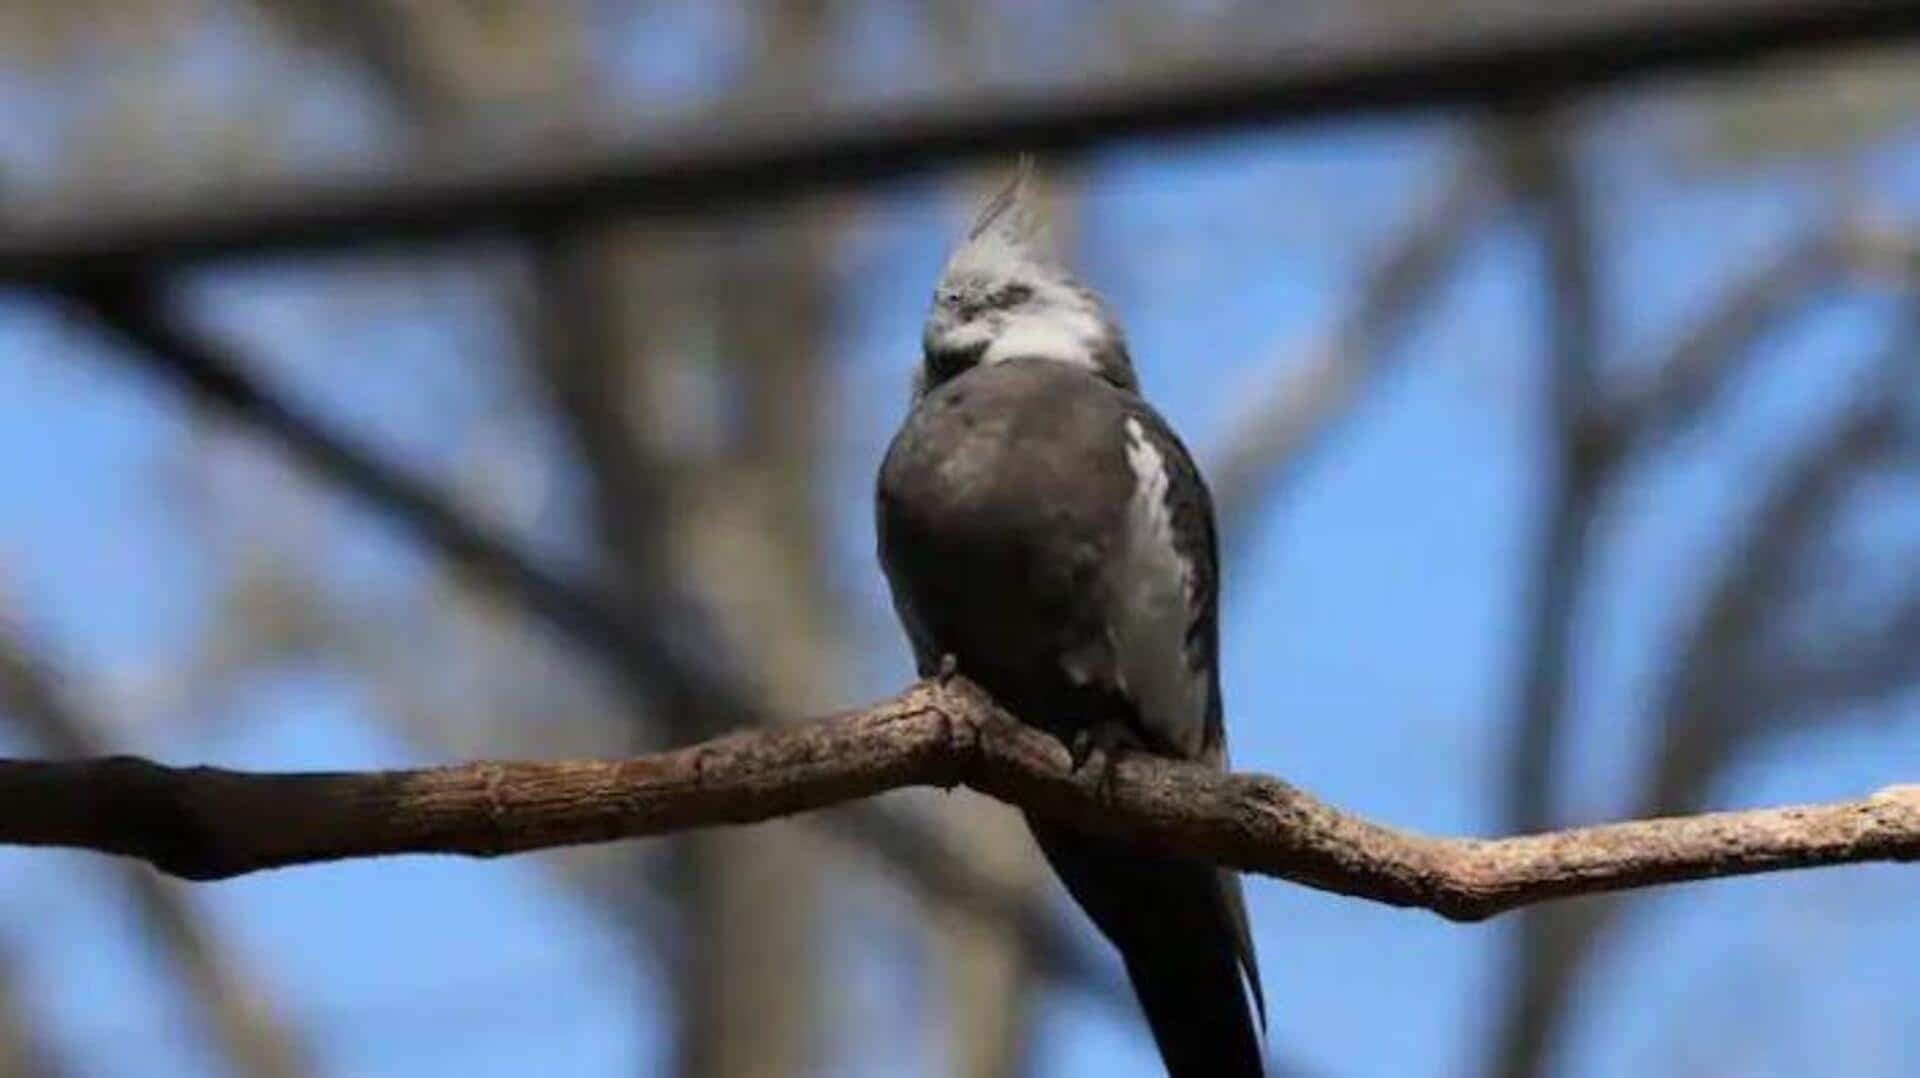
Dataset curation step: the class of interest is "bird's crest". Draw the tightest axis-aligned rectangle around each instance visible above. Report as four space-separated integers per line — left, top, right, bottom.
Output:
966 155 1037 241
920 155 1138 394
945 156 1055 280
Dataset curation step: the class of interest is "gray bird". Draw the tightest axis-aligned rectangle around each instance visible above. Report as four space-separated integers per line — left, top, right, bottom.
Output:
875 167 1265 1076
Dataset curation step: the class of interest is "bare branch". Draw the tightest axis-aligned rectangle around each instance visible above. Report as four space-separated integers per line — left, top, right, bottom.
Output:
1499 111 1603 842
1 4 1918 280
1210 144 1491 551
1600 223 1842 448
1745 581 1920 718
4 678 1918 924
0 625 310 1078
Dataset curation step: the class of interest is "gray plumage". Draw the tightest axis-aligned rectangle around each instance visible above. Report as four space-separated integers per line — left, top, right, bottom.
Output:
875 167 1265 1077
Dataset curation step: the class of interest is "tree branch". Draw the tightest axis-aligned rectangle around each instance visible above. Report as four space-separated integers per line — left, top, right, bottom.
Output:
1598 223 1840 448
1209 142 1491 554
0 621 310 1078
1499 110 1604 839
6 678 1917 924
1 3 1917 280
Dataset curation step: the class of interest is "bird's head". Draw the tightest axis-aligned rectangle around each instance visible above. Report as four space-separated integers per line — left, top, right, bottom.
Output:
918 160 1137 397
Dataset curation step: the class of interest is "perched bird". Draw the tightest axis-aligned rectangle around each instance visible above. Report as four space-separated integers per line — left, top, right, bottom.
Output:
875 166 1265 1077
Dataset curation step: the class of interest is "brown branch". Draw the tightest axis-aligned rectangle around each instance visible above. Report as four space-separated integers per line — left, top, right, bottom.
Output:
0 623 310 1078
5 678 1918 923
1 3 1918 280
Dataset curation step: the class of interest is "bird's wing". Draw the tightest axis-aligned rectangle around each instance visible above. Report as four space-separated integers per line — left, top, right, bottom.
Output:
1110 396 1265 1024
1109 398 1224 763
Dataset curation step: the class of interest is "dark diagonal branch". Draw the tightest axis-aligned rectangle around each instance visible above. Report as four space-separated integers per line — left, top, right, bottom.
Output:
3 678 1917 923
62 275 645 685
1600 223 1843 449
1210 144 1491 552
1744 582 1920 718
3 3 1919 280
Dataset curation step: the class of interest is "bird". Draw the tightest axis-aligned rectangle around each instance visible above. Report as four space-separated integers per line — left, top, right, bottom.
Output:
874 163 1266 1077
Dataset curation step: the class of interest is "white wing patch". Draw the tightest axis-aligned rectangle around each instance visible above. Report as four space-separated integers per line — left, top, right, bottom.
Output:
1114 416 1208 759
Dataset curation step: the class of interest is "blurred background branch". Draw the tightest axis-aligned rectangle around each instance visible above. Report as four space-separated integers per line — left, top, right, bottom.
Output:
1210 137 1494 555
1 3 1918 281
0 935 63 1078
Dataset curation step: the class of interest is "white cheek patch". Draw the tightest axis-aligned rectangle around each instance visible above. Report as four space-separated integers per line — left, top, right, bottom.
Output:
982 304 1107 373
1114 416 1207 759
983 321 1098 372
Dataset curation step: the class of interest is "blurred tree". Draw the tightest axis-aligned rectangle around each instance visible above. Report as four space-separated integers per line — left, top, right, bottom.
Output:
0 938 61 1078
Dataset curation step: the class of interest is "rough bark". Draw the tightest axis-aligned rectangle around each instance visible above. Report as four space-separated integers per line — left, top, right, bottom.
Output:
5 677 1917 923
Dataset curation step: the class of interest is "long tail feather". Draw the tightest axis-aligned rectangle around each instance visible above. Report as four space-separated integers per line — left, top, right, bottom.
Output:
1029 818 1265 1077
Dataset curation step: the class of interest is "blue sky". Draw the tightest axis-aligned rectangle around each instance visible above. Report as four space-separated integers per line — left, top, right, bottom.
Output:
4 10 1920 1077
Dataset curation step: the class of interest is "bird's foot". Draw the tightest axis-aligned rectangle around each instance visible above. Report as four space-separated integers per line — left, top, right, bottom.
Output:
1067 729 1098 771
1067 724 1127 802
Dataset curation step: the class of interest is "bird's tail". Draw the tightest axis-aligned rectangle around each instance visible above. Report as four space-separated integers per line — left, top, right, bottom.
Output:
1028 818 1265 1077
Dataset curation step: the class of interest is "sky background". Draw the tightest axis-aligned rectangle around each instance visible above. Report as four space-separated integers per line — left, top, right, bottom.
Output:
2 7 1920 1077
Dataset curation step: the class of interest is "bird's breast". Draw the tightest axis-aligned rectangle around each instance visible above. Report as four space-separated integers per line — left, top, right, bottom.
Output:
876 362 1135 697
879 363 1125 557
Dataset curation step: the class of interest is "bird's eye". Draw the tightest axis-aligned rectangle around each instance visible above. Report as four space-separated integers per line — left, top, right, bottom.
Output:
990 283 1034 307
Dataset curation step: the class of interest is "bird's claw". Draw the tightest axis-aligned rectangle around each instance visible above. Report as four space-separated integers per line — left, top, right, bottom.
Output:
1068 725 1125 802
1068 729 1097 772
